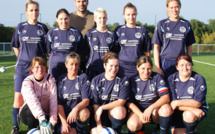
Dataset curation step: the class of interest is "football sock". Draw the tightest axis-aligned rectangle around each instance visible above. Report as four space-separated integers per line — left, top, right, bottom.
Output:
76 117 90 133
159 115 173 134
183 120 198 134
111 117 126 131
12 107 20 127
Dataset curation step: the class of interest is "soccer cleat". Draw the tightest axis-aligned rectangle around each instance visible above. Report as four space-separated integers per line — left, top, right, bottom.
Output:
11 126 20 134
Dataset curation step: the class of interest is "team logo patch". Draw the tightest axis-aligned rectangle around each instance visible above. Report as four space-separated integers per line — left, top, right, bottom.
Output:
91 85 94 90
106 37 112 44
135 32 141 39
93 45 98 50
75 83 79 90
113 84 119 92
69 35 75 42
54 36 58 40
166 27 170 31
22 36 29 41
180 26 186 33
124 81 129 86
160 80 165 85
63 86 66 90
22 30 27 34
121 40 127 44
200 85 205 91
121 33 125 37
93 38 97 41
37 30 43 36
150 84 155 91
166 33 172 38
187 86 194 94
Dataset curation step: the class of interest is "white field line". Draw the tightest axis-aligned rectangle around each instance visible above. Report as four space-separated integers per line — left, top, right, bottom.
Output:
5 65 16 69
193 60 215 67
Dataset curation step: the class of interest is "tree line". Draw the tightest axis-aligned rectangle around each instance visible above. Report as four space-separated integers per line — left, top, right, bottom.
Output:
1 19 215 44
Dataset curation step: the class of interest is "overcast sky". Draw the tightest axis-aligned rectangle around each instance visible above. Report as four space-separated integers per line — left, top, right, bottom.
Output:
0 0 213 27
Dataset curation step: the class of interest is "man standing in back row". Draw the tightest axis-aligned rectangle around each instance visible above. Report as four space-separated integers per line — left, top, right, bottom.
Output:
70 0 96 72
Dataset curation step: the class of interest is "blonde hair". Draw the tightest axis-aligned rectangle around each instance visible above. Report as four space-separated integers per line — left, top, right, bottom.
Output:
25 0 39 11
94 8 107 19
136 56 153 68
103 52 118 64
166 0 181 7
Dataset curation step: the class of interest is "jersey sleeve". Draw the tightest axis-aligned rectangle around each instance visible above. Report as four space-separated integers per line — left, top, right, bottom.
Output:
194 75 207 103
152 21 163 46
142 27 152 52
57 78 65 105
80 74 91 100
156 74 169 96
21 78 45 119
91 78 101 105
185 22 196 46
167 74 177 101
126 78 136 103
118 77 130 100
45 30 53 54
48 75 58 126
113 26 121 53
11 23 21 48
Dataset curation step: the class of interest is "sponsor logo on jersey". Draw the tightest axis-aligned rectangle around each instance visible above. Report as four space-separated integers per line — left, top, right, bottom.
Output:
93 45 98 50
180 26 186 33
200 85 205 91
54 36 58 40
135 32 141 39
91 85 94 90
166 27 170 31
160 80 165 85
69 35 75 42
113 84 119 92
187 86 194 94
22 30 27 34
135 95 142 100
54 43 60 47
121 33 125 37
93 37 97 41
75 83 79 90
102 95 109 100
106 37 112 44
37 30 43 36
121 40 127 44
150 84 155 91
166 33 172 38
22 36 29 41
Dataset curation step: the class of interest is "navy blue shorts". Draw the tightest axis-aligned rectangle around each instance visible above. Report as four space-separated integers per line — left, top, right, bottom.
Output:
14 74 28 92
90 110 111 128
160 58 177 78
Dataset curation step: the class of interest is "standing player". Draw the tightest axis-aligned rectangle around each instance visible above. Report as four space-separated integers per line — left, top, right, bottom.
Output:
69 0 96 72
57 52 91 134
168 54 208 134
127 56 173 134
85 8 115 80
90 52 130 134
115 2 152 78
19 57 57 133
10 1 48 133
152 0 195 78
46 8 84 79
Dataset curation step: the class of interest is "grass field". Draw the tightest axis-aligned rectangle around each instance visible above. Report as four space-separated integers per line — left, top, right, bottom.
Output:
0 55 215 134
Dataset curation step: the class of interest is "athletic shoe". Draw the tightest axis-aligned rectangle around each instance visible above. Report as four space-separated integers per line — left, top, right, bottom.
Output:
11 126 20 134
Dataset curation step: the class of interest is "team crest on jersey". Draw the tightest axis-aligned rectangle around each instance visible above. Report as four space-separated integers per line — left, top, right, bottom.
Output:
69 35 75 42
114 84 119 92
106 37 112 44
22 36 29 41
75 83 79 90
180 26 186 33
93 38 97 41
91 85 94 90
124 81 129 86
54 36 58 40
121 33 125 37
200 85 205 91
166 27 170 31
187 86 194 94
63 86 66 90
166 33 172 38
22 30 27 34
160 80 165 85
150 84 155 91
93 45 98 50
121 40 127 44
37 30 43 36
135 32 141 39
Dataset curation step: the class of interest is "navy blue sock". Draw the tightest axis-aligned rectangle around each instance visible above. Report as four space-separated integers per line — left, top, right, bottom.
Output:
183 120 198 134
111 117 126 131
75 117 90 133
159 115 172 134
12 107 20 127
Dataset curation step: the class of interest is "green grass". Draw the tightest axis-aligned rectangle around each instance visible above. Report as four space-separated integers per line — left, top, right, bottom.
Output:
0 55 215 134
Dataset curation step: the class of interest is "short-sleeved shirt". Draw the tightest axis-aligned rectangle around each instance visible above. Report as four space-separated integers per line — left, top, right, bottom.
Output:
152 18 195 61
11 21 48 75
45 27 84 78
115 25 152 77
91 72 130 106
129 72 169 111
85 28 115 72
57 73 91 116
168 71 208 113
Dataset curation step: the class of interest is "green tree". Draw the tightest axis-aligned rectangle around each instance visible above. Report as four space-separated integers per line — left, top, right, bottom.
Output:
207 19 215 33
202 32 215 44
106 22 119 31
0 25 15 42
44 22 52 30
53 21 58 28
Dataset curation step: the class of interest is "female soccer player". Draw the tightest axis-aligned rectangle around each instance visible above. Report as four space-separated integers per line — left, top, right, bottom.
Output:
46 8 84 79
127 56 173 134
19 57 57 133
57 52 91 134
114 2 152 78
90 52 130 134
10 1 48 133
153 0 195 78
168 54 208 134
85 8 115 80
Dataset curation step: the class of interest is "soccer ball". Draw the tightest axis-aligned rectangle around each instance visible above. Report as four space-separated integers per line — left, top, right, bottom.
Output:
99 127 118 134
27 128 41 134
0 66 6 73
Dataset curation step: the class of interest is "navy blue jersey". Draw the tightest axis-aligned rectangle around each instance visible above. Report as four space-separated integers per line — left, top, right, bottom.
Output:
85 28 115 72
91 72 130 106
11 21 48 75
129 72 168 111
152 18 195 60
168 71 208 113
46 27 84 78
115 25 152 77
57 73 91 116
